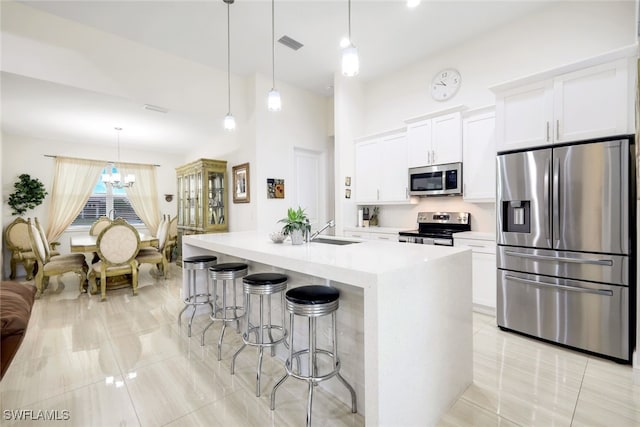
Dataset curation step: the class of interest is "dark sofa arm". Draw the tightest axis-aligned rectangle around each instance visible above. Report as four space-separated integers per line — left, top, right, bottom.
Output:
1 281 36 380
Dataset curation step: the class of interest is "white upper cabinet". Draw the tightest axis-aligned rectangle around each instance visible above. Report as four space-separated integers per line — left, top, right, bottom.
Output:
496 80 553 151
355 131 410 204
553 60 628 143
493 51 635 152
431 112 463 165
406 120 431 168
462 107 496 203
406 108 464 168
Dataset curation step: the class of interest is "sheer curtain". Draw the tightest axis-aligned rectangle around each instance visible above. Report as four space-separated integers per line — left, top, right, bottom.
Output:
47 157 106 241
118 162 161 235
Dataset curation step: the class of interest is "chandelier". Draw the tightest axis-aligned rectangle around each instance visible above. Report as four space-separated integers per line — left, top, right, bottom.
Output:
102 127 135 188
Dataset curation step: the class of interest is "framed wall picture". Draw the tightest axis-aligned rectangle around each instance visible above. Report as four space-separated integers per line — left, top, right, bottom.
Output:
232 163 250 203
267 178 285 199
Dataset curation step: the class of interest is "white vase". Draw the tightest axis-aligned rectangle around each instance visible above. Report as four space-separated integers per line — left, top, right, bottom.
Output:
290 229 305 245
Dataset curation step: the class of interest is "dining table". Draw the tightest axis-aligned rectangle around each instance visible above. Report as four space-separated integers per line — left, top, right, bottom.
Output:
69 233 159 253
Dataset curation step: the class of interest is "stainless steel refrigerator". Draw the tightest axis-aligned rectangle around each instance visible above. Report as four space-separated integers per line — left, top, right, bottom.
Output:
496 135 635 362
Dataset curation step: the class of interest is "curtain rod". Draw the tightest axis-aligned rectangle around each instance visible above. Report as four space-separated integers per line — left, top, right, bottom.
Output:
44 154 161 167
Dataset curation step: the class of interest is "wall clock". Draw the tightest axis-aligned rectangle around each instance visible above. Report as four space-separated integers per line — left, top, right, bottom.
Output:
431 68 461 101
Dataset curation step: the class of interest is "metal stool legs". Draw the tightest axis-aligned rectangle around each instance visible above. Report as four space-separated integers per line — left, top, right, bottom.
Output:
270 307 357 427
178 259 215 337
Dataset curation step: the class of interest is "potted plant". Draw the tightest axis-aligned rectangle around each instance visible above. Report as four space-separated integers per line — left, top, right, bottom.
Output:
278 207 310 245
7 174 48 216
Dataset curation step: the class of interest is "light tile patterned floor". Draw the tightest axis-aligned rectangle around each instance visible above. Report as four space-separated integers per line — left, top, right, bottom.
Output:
1 265 639 426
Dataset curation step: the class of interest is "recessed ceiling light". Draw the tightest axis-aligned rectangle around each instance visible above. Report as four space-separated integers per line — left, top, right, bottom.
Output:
407 0 421 8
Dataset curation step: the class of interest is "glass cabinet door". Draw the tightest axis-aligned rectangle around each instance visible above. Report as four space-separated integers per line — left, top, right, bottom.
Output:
207 171 225 227
177 176 183 225
188 173 196 226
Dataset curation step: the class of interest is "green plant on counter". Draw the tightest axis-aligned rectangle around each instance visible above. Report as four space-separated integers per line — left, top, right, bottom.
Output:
278 207 311 235
8 174 48 216
370 206 380 226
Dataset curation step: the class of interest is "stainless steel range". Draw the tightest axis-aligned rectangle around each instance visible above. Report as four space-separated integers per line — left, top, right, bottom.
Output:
398 212 471 246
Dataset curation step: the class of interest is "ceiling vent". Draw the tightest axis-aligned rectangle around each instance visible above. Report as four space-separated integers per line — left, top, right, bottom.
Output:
278 35 304 51
143 104 168 114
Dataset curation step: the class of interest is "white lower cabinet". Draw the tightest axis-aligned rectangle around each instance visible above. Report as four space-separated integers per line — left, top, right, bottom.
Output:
454 236 496 313
344 229 400 241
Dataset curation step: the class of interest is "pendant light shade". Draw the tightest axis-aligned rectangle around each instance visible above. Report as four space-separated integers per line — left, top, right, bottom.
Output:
341 0 359 77
341 45 359 77
223 113 236 130
223 0 235 130
268 0 281 111
267 89 282 111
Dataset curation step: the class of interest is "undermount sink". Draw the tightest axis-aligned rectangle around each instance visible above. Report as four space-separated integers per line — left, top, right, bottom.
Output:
311 238 361 246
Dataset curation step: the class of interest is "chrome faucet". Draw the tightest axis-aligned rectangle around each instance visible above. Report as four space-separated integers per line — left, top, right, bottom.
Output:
108 209 116 220
308 220 336 242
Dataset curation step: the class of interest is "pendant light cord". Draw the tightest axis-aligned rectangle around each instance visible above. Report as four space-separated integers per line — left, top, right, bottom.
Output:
272 0 275 89
227 1 231 114
348 0 352 43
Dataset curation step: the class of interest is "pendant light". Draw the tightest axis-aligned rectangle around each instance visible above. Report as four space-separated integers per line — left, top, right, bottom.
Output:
341 0 359 77
223 0 236 130
102 127 135 188
267 0 281 111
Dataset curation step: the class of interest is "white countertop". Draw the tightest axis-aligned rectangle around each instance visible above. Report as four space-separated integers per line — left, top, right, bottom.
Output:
183 231 468 288
453 231 496 241
343 226 409 234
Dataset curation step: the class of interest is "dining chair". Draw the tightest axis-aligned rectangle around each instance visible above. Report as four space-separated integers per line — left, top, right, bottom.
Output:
27 218 88 298
136 217 168 278
34 217 86 264
164 216 178 262
4 217 36 280
89 216 112 236
88 218 141 301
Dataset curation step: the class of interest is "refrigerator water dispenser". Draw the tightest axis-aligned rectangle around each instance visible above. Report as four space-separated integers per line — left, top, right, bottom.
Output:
502 200 530 233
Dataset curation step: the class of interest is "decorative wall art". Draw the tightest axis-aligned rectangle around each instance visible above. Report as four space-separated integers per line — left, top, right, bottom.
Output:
345 176 351 187
232 163 250 203
267 178 285 199
345 188 351 199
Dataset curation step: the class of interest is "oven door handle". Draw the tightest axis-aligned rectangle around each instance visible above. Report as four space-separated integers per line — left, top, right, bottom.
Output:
504 250 613 266
504 275 613 296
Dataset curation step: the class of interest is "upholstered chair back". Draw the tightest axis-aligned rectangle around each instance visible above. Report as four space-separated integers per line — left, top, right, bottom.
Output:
90 216 112 237
5 217 31 252
157 219 170 251
34 218 52 259
96 218 140 265
27 220 48 265
167 216 178 240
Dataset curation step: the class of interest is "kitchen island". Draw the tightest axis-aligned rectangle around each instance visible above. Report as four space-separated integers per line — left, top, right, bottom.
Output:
182 231 472 426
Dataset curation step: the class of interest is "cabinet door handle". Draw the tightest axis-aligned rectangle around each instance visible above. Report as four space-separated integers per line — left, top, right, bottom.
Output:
556 120 560 140
406 187 408 198
427 151 431 164
377 189 380 200
546 122 550 142
432 150 436 164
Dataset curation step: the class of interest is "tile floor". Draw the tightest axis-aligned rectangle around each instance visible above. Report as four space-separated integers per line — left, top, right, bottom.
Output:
1 265 639 426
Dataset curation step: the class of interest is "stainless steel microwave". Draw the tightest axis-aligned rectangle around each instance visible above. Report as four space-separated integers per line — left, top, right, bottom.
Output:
408 162 463 196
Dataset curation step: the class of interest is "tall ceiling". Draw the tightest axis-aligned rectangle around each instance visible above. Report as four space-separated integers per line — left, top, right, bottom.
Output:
2 1 562 152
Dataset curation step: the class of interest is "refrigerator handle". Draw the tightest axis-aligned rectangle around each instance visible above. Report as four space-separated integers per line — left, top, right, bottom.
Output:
504 275 614 296
544 158 551 247
552 156 560 247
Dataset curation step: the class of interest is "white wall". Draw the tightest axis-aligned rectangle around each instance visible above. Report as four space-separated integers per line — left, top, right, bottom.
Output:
252 74 331 233
336 0 637 233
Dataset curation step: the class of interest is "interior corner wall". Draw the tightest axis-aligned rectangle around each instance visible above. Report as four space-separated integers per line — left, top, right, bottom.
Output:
251 73 330 233
333 72 365 235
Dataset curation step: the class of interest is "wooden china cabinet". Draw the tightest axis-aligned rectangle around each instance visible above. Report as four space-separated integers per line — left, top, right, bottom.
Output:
175 158 228 263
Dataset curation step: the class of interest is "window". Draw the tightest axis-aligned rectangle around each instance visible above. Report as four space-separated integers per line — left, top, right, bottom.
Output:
72 167 142 226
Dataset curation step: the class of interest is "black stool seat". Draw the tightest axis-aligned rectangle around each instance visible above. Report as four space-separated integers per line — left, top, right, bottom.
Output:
243 273 288 286
286 285 339 305
183 255 217 269
210 262 248 272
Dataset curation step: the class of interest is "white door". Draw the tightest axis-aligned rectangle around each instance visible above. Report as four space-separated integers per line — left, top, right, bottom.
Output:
378 133 408 202
406 120 431 168
355 140 380 203
294 148 324 226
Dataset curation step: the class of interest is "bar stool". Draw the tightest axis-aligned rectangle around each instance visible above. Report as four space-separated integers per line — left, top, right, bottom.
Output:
270 285 357 427
201 262 248 360
178 255 217 337
231 272 288 397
